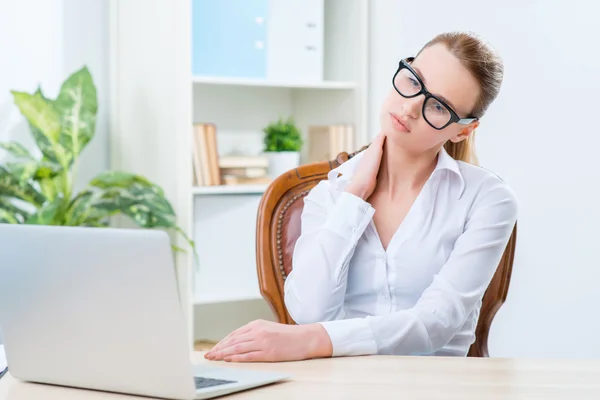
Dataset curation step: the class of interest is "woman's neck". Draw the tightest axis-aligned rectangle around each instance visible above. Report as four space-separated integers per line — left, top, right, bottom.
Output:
377 140 439 198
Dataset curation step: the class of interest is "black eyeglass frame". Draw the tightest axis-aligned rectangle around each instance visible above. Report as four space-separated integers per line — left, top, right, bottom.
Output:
392 57 478 130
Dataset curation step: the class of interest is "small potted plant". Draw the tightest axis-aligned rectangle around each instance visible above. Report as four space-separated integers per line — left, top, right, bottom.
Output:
262 117 303 179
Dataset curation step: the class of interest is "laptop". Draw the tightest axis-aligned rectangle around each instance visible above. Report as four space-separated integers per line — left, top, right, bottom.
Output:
0 224 289 399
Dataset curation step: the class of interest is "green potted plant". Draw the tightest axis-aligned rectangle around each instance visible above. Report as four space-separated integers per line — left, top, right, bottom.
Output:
0 66 194 256
262 116 303 179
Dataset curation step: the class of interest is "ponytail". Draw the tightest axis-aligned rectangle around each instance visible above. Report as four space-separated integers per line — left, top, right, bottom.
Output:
443 131 478 165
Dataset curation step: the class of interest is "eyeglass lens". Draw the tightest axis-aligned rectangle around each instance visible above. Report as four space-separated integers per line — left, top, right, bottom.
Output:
394 67 452 129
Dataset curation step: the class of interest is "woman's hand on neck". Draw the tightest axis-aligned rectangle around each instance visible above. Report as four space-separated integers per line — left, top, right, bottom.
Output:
377 135 440 199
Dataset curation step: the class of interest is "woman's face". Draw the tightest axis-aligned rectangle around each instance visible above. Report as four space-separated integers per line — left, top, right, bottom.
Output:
380 44 481 154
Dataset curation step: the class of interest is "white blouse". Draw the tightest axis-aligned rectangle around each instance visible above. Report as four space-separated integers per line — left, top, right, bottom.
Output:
283 147 518 357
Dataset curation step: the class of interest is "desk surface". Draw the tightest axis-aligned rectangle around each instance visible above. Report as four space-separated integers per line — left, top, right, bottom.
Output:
1 352 600 399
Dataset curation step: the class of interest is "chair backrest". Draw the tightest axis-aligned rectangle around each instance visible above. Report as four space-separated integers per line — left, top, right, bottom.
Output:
255 149 517 357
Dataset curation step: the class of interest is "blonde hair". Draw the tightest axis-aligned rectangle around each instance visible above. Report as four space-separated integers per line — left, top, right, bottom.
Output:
418 31 504 165
444 136 479 165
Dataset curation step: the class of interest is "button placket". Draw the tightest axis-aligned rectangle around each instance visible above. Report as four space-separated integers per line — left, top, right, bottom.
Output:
380 256 392 308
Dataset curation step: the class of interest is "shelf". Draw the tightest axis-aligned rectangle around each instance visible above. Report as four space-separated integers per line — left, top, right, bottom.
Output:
194 291 263 305
192 76 356 90
112 0 370 340
192 184 269 195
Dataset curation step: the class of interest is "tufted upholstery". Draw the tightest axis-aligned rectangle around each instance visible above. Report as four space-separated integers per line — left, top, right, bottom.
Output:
255 148 517 357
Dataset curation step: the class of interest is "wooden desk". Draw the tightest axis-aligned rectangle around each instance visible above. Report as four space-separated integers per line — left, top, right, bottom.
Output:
1 352 600 399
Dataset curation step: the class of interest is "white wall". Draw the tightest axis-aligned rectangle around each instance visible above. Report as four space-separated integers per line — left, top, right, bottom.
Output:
0 0 109 191
0 0 109 342
369 1 600 359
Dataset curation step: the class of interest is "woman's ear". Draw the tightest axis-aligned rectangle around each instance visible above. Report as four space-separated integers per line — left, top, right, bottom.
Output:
450 121 479 143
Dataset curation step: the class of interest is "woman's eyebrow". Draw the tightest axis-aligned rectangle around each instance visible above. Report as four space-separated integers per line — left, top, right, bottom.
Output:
412 66 458 112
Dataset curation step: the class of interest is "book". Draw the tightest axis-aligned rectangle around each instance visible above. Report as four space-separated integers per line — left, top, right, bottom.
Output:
221 176 272 186
219 155 268 169
307 124 356 163
192 123 221 186
218 155 269 185
191 126 205 186
204 124 221 185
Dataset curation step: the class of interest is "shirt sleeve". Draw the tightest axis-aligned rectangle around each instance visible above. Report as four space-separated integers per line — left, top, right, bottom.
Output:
319 180 518 356
284 181 375 324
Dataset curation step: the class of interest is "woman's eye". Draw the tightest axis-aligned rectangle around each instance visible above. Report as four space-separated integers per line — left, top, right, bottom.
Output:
408 77 419 88
427 101 446 114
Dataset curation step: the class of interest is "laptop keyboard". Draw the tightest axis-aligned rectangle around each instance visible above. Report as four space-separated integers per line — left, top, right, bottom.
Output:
194 376 237 389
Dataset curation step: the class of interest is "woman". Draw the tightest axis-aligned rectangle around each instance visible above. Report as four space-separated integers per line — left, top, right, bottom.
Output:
205 31 518 362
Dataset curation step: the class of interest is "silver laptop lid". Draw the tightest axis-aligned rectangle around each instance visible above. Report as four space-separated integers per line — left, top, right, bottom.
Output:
0 224 196 400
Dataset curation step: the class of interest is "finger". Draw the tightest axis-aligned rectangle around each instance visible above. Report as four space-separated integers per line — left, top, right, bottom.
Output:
374 133 386 148
224 351 265 363
220 325 252 343
211 340 261 361
365 134 385 156
372 132 385 145
207 325 254 354
207 332 255 358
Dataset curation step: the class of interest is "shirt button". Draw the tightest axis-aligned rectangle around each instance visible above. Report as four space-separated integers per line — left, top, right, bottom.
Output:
382 292 388 299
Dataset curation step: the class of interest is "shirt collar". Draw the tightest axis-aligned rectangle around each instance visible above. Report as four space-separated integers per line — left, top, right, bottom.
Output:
435 146 466 198
327 146 465 198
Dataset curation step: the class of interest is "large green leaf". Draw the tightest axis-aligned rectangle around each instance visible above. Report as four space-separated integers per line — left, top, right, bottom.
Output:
126 182 174 217
4 161 37 182
55 67 97 163
81 218 109 227
34 161 63 179
24 197 62 225
0 197 31 223
89 171 158 192
11 90 60 141
34 85 53 105
38 174 61 203
11 90 67 165
0 165 46 207
64 190 104 226
0 209 19 224
92 184 176 228
29 124 68 165
0 141 35 160
3 160 62 209
82 206 116 225
89 170 174 224
5 160 62 181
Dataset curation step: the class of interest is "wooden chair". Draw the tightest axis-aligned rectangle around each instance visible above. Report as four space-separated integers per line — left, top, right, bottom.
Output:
255 149 517 357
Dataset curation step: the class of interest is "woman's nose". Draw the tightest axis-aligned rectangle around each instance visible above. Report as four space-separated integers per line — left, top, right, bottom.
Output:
401 96 422 119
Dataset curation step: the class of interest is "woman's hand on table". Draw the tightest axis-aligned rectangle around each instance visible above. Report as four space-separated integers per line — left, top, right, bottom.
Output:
204 319 333 362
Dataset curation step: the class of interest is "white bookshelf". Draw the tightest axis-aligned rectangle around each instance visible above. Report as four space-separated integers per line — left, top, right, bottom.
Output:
191 184 268 195
194 289 263 305
109 0 370 346
192 76 356 90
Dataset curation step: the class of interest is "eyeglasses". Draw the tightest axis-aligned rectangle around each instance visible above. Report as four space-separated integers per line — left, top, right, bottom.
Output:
392 57 478 130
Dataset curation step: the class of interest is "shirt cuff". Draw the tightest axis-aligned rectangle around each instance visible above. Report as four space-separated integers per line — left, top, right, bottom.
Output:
319 318 378 357
324 191 375 241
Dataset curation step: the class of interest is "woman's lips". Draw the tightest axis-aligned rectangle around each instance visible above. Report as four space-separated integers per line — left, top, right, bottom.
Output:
390 112 410 133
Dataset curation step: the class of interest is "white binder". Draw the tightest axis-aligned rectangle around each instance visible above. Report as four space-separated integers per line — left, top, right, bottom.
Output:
267 0 324 82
